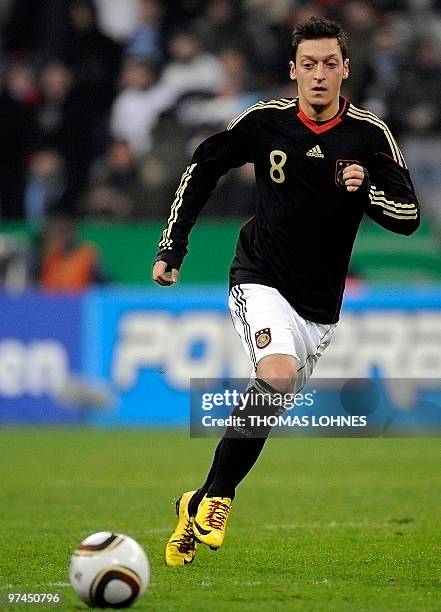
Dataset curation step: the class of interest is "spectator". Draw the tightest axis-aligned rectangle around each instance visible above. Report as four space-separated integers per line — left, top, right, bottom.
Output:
405 0 441 41
176 69 260 130
64 0 122 112
341 0 378 103
389 36 441 225
110 58 176 156
85 185 134 220
5 59 41 112
34 213 107 291
361 25 404 118
94 0 140 43
34 61 74 144
192 0 244 55
24 149 66 225
243 0 304 86
34 60 105 212
132 110 191 218
85 139 144 218
124 0 165 65
220 47 257 91
160 30 226 98
90 140 139 195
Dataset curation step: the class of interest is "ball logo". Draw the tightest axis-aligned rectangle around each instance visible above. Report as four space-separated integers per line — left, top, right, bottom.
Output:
255 328 272 349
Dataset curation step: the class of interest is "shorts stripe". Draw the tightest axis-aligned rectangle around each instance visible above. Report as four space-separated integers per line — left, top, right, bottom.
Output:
231 286 257 369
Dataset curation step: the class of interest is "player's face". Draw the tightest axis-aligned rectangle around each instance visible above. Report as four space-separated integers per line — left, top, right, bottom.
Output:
289 38 349 118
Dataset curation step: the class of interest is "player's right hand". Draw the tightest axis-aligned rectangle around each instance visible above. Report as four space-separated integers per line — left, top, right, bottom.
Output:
152 260 179 286
342 164 366 193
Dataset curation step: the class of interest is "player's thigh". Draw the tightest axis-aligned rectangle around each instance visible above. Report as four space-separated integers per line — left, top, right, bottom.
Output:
293 314 336 390
229 284 298 372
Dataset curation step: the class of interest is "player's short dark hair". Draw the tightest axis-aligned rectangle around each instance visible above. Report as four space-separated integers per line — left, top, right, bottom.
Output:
292 17 348 62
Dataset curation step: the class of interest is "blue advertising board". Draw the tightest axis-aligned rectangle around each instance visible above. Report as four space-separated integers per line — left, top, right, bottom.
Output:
1 286 440 429
0 292 82 424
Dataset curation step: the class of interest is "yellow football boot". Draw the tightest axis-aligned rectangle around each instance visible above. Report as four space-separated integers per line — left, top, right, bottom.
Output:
193 495 232 550
165 490 198 566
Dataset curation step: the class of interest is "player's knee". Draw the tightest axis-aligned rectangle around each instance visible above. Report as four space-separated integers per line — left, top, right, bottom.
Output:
256 354 298 393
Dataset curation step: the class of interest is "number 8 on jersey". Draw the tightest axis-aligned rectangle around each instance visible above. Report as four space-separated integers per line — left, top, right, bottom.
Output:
270 150 287 183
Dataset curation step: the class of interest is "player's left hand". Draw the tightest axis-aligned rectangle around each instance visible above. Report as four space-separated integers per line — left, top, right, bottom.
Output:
342 164 366 192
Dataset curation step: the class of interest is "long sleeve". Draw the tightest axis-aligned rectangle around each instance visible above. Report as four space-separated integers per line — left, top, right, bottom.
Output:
364 127 420 235
156 121 254 269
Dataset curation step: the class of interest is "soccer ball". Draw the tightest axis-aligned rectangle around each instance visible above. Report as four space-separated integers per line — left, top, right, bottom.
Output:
69 532 150 608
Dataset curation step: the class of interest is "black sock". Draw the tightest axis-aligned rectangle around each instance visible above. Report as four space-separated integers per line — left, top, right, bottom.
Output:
188 438 224 516
206 435 268 499
188 435 268 513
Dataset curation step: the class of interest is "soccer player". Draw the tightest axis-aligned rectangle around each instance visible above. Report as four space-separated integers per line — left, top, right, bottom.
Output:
153 17 419 566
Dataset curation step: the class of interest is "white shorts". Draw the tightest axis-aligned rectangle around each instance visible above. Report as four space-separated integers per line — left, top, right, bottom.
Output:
229 283 336 391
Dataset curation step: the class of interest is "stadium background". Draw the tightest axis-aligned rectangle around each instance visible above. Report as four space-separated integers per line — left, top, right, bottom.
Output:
0 2 440 610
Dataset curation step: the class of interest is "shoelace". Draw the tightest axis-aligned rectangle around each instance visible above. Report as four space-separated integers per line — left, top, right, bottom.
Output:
175 518 195 554
206 500 230 530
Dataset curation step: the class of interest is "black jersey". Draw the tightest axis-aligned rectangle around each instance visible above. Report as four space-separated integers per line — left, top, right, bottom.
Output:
157 97 419 323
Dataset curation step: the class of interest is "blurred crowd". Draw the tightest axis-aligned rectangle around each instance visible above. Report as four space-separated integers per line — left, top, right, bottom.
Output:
0 0 440 227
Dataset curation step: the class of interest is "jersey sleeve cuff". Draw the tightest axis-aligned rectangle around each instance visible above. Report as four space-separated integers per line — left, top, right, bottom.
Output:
155 250 185 271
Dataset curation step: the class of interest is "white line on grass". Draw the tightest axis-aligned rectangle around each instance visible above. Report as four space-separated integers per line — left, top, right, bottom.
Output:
260 521 383 530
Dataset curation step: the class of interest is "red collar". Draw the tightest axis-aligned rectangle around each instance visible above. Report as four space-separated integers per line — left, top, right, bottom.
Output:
297 97 348 134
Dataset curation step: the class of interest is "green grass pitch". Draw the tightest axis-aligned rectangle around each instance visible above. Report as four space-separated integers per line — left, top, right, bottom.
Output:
0 429 440 611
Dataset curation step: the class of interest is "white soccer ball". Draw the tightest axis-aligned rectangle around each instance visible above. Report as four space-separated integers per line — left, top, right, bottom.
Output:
69 532 150 608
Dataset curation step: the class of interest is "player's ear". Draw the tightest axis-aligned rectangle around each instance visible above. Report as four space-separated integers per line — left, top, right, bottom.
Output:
289 61 297 81
342 58 350 80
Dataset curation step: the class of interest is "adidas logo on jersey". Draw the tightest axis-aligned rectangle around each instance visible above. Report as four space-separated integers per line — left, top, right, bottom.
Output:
306 145 324 158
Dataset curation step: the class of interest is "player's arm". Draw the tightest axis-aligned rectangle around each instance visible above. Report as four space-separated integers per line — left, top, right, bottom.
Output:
153 120 254 285
362 127 420 235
